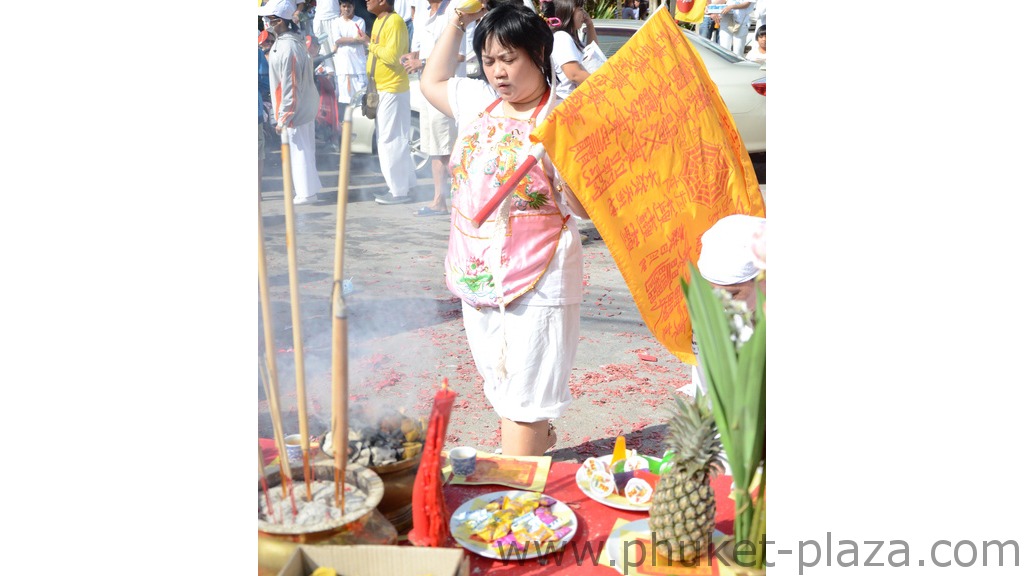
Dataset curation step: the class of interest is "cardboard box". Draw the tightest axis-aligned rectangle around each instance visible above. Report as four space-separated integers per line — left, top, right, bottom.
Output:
278 545 469 576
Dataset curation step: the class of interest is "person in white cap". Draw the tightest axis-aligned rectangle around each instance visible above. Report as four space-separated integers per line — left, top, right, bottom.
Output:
260 0 325 204
697 214 765 312
683 213 766 398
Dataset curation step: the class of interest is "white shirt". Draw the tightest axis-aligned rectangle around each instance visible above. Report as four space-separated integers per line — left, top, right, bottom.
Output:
745 45 766 64
412 0 467 75
411 0 455 59
550 30 585 101
330 16 368 75
313 0 340 22
394 0 413 21
723 0 755 27
751 0 766 28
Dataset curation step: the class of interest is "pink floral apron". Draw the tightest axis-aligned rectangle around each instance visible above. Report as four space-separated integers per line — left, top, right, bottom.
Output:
445 92 570 308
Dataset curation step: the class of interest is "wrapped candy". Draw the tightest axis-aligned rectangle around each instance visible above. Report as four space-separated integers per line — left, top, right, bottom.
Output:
624 477 654 506
589 470 615 498
623 453 650 472
581 456 610 481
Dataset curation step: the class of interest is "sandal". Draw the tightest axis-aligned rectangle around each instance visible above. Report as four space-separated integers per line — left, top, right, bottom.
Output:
415 206 449 217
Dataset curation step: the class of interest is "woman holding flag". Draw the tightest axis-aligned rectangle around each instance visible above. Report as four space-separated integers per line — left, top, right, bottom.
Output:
419 1 589 457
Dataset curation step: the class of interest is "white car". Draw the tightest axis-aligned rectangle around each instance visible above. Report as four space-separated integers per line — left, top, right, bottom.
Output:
590 19 766 154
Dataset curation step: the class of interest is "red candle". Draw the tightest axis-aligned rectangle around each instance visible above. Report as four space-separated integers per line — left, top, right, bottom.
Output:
408 378 456 547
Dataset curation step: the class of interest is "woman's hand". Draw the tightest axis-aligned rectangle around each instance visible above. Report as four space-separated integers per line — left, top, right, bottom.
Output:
452 6 487 29
573 7 591 29
576 7 597 44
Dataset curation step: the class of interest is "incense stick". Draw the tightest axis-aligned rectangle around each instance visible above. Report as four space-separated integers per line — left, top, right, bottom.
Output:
280 130 313 502
258 194 296 517
258 443 275 520
330 106 357 510
259 356 295 517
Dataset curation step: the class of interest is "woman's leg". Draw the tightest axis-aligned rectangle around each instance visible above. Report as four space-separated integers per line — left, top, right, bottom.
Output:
500 418 556 456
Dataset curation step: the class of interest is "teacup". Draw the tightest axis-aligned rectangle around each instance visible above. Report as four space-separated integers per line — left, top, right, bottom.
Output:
449 446 477 477
284 434 303 463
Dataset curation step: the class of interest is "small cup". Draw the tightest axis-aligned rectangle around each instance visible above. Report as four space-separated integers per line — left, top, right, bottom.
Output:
284 434 303 463
449 446 477 477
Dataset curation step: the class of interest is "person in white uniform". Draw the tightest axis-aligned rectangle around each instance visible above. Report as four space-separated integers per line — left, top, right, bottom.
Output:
260 0 324 204
685 214 766 398
312 0 342 77
402 0 466 216
716 0 755 57
329 0 369 114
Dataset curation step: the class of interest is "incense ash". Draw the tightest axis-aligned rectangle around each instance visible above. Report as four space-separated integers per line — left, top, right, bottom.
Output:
258 481 368 531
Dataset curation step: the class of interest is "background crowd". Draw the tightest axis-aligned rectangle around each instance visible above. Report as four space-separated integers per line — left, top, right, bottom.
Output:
258 0 765 211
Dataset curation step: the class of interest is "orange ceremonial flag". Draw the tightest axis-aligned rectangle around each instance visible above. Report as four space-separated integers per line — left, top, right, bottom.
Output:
532 7 765 365
675 0 709 24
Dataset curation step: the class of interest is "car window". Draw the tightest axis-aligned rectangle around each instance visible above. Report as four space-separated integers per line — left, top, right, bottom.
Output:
593 23 745 65
682 31 744 63
595 27 638 59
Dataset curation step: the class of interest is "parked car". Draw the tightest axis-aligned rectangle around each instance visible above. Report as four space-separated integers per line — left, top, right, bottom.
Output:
590 19 765 153
349 17 765 160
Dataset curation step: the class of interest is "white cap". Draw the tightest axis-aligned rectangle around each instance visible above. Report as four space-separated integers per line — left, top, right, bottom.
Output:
258 0 297 19
697 214 766 285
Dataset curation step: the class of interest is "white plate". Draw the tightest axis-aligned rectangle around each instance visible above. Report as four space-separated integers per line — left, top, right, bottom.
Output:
606 518 726 574
574 454 654 512
449 490 578 560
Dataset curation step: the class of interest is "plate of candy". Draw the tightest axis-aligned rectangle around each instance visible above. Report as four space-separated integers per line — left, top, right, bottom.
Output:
449 490 578 560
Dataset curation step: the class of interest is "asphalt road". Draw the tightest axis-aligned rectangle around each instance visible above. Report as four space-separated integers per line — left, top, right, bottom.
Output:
258 141 765 463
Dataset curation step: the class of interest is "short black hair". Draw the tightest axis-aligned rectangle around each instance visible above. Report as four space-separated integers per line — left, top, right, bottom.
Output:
473 2 554 83
755 25 766 38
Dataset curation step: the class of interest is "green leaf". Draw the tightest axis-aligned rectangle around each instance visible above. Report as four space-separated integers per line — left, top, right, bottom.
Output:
681 262 766 547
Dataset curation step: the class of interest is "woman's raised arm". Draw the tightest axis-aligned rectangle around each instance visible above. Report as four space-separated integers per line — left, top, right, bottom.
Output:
420 8 486 118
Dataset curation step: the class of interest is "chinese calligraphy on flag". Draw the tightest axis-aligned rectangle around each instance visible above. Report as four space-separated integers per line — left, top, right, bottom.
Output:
532 7 765 365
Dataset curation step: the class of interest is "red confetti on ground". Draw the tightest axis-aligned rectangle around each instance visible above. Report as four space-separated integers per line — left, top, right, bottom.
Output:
638 354 658 362
371 368 403 392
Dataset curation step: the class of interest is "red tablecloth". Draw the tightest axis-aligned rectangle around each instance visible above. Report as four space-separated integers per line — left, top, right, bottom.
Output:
258 441 736 575
441 461 735 575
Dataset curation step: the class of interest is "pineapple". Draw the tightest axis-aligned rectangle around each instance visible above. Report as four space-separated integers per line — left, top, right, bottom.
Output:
647 394 723 564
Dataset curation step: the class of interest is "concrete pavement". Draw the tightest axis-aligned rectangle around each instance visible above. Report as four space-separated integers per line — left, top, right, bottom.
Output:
257 141 751 464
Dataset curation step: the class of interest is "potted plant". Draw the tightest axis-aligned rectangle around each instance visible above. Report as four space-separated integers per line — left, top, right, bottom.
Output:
680 261 766 574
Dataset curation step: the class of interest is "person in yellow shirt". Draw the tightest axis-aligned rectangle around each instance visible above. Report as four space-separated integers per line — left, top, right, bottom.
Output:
366 0 417 204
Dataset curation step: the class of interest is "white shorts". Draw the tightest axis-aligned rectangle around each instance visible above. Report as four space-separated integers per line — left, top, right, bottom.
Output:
462 300 579 423
420 99 456 157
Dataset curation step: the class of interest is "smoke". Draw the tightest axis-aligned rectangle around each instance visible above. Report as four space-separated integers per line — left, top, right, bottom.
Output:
258 266 462 438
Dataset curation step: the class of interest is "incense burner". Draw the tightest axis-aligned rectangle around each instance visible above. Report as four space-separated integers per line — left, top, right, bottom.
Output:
318 406 426 534
257 461 396 576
